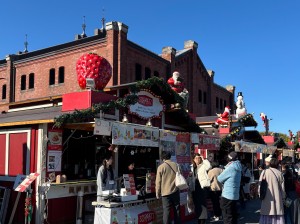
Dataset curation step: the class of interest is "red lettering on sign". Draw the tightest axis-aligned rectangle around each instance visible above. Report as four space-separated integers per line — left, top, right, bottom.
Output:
138 95 153 107
138 211 156 224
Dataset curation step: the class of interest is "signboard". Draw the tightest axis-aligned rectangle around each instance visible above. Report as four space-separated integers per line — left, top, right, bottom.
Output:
159 130 191 178
112 122 159 147
128 90 165 120
48 129 62 150
234 141 277 154
123 174 136 195
94 119 112 136
14 173 39 192
47 150 62 172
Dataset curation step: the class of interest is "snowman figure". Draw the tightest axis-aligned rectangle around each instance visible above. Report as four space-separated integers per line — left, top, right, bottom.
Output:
235 92 247 118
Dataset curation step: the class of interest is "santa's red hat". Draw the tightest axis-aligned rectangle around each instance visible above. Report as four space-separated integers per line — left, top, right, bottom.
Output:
225 106 231 110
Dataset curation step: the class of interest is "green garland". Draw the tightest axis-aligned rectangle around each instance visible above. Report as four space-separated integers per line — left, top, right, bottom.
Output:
54 76 186 128
54 93 138 128
237 113 257 127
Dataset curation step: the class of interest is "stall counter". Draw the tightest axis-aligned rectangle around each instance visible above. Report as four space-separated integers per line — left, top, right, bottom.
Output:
92 198 162 224
47 179 97 199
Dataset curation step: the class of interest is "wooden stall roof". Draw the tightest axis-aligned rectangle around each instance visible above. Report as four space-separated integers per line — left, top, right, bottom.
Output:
0 106 63 127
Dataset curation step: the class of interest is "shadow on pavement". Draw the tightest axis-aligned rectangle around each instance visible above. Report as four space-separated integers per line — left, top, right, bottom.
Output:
185 198 261 224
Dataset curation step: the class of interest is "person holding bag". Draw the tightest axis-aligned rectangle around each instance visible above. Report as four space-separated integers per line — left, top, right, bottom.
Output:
156 151 181 224
258 155 285 224
190 153 211 224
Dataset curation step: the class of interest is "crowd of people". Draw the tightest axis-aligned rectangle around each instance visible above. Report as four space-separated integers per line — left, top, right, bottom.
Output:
95 150 300 224
155 151 300 224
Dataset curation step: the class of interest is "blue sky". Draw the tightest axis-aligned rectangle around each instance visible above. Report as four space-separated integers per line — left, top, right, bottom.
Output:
1 0 299 135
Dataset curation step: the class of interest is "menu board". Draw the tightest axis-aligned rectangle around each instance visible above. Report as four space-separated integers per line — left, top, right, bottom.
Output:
123 174 136 195
48 129 62 150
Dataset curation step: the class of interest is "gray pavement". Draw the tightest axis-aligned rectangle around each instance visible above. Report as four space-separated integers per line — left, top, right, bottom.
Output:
185 198 261 224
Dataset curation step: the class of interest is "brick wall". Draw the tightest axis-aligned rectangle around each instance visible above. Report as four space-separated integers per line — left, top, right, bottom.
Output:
0 21 234 118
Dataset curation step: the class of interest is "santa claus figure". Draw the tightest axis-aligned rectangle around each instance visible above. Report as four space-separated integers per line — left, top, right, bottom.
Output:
168 71 189 109
168 71 185 93
260 113 266 127
212 106 231 129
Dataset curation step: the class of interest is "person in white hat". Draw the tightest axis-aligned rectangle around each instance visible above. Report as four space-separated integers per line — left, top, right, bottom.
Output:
212 106 231 129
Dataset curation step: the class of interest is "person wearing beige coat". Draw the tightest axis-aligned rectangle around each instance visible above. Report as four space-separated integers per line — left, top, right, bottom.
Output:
259 156 285 224
156 151 181 224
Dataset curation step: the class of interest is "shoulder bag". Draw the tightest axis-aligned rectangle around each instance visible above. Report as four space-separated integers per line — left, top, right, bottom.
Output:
165 162 188 190
259 170 268 200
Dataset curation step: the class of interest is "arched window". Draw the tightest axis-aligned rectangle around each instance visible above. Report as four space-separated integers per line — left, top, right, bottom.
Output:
49 68 55 85
21 75 26 90
135 64 142 81
220 98 223 109
154 71 159 77
58 66 65 84
2 84 6 100
145 67 151 80
216 97 219 109
29 73 34 89
198 90 202 103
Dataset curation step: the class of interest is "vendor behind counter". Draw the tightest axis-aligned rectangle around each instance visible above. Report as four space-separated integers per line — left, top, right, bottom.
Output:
118 146 159 191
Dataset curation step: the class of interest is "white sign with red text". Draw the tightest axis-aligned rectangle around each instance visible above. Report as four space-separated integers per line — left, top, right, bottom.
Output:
129 90 165 120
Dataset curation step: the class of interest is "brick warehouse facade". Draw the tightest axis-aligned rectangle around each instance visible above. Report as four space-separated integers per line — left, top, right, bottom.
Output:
0 21 235 117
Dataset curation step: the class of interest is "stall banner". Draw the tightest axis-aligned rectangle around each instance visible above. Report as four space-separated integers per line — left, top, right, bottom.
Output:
235 140 277 154
159 129 177 142
176 133 191 178
47 150 62 172
282 149 294 157
145 173 156 194
123 174 136 195
94 199 163 224
190 133 199 143
48 129 62 150
128 90 165 120
198 134 220 150
94 119 112 136
112 122 159 147
159 130 177 161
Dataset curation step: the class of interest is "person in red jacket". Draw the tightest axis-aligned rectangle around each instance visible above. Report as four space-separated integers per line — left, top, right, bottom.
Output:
212 106 231 129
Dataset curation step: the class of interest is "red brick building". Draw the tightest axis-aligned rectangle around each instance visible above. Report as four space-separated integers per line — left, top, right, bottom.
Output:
0 21 235 223
0 21 234 116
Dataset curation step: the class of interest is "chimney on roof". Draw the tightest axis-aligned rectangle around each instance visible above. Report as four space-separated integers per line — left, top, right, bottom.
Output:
184 40 198 50
161 46 176 62
207 70 215 78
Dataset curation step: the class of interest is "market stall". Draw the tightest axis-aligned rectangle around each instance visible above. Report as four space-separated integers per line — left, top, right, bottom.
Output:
92 124 196 223
234 140 277 198
192 133 220 162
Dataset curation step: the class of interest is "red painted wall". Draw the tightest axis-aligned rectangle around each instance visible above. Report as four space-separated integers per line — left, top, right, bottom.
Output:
0 134 6 175
8 132 28 176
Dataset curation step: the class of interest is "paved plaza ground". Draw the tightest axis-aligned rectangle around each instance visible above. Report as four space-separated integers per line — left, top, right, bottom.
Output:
186 198 261 224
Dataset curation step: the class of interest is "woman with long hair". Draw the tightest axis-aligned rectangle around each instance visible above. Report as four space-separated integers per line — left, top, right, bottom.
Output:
190 153 211 224
96 152 115 201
